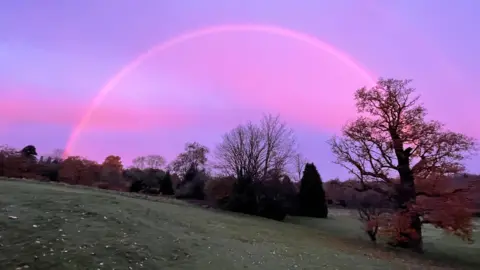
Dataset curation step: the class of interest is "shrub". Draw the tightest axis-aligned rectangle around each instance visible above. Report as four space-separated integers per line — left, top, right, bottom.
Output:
129 180 144 193
159 172 175 195
176 169 207 200
204 176 236 206
223 176 288 221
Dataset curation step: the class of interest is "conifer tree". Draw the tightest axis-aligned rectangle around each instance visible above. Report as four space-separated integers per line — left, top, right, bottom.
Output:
298 163 328 218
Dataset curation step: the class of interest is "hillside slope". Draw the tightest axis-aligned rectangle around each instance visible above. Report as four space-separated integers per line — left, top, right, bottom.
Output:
0 180 464 270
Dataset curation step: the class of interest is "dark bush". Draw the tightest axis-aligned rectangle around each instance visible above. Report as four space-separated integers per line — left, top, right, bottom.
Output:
159 172 175 195
204 176 236 206
129 180 144 193
222 176 288 221
175 168 207 200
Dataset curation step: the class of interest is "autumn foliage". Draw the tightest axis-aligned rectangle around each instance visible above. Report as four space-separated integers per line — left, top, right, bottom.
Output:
330 78 478 251
0 77 478 254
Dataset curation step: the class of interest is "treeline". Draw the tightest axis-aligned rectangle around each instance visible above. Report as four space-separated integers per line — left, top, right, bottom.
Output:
0 143 329 222
1 77 479 253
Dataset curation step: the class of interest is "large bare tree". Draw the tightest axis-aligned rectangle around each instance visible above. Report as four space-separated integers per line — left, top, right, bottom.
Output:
215 114 296 180
329 78 477 251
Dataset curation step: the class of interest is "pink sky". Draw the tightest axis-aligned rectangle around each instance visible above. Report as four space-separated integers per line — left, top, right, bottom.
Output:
1 1 478 179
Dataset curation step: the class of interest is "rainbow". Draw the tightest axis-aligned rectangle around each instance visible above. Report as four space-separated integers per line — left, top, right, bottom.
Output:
63 24 376 157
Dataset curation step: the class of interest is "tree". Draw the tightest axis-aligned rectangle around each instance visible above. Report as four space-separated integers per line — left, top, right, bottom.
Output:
132 156 147 169
0 145 22 177
58 156 86 185
18 145 38 175
169 142 209 177
280 175 299 214
215 114 296 180
297 163 328 218
204 176 236 205
145 155 166 169
20 145 37 159
293 153 308 181
102 155 123 172
160 172 175 195
175 166 207 200
329 78 477 251
133 155 166 170
101 155 124 186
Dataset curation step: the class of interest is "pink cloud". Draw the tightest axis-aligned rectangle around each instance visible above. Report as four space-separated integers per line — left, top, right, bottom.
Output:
0 90 194 131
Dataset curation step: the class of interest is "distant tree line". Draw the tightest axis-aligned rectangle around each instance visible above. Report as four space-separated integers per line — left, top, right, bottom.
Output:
1 77 479 253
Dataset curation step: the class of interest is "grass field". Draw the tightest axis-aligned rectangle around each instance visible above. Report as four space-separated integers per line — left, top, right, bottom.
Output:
0 179 479 270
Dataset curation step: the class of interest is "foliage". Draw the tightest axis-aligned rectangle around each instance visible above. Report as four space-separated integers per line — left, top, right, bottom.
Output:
160 172 175 195
204 176 236 205
221 175 292 221
175 166 207 200
329 78 478 251
169 142 209 177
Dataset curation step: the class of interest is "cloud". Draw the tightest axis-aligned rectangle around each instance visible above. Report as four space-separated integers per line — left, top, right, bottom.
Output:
0 90 194 131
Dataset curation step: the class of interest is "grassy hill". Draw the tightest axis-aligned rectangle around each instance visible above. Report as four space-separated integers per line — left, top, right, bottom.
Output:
0 179 478 270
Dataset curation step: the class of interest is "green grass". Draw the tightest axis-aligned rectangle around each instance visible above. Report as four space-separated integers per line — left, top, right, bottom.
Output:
0 179 478 270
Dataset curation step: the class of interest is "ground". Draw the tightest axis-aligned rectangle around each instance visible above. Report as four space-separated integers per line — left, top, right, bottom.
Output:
0 179 479 270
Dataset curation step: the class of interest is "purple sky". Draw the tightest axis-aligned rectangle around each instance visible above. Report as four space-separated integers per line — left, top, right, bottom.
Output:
0 0 479 179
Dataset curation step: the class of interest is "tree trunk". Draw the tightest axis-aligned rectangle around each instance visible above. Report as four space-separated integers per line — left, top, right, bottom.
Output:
391 135 424 252
391 166 424 252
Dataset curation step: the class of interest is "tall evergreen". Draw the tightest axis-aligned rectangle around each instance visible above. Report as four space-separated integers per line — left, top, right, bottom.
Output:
298 163 328 218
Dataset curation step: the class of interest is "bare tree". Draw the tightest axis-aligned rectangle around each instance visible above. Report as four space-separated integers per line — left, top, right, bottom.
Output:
132 156 147 170
145 155 166 169
215 114 297 180
293 153 308 181
329 78 477 251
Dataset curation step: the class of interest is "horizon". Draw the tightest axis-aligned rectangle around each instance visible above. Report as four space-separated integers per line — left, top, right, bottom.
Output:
1 1 479 179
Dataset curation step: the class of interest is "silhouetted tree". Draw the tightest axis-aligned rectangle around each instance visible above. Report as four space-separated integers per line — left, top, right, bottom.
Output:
169 142 209 177
297 163 328 218
20 145 37 159
329 78 477 252
215 114 296 180
160 172 174 195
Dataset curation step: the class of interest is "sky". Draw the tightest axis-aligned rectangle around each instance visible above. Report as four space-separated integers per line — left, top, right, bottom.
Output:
0 0 479 179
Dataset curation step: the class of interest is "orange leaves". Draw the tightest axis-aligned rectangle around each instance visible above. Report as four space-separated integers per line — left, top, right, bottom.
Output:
59 156 101 186
102 155 123 172
357 172 476 245
414 173 474 242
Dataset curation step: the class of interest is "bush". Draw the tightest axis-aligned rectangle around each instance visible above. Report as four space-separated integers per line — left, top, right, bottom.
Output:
222 176 288 221
129 180 144 193
159 172 175 195
176 169 207 200
254 179 288 221
204 176 236 206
